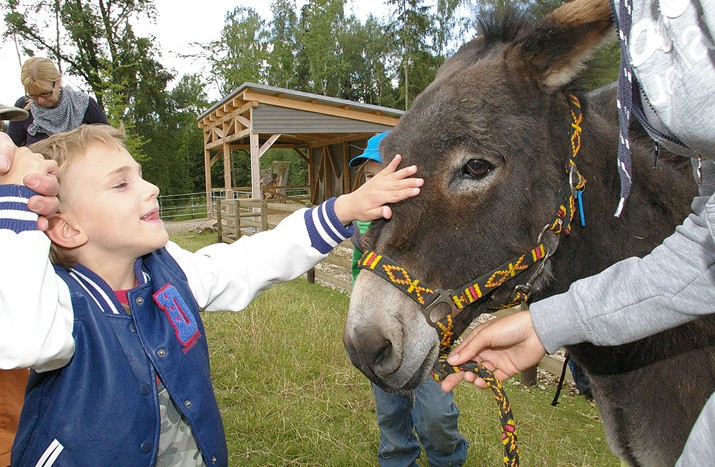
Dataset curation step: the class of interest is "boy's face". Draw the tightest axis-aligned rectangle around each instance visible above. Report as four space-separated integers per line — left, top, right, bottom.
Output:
59 143 168 262
363 160 382 183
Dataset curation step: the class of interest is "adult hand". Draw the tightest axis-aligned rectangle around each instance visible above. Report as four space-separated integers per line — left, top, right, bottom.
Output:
0 133 59 231
440 310 547 391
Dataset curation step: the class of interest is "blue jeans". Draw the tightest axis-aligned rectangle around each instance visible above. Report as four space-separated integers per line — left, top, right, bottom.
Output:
373 378 468 467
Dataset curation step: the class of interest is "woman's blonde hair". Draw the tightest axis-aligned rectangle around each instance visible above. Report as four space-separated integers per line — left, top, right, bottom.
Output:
29 124 127 269
21 57 61 97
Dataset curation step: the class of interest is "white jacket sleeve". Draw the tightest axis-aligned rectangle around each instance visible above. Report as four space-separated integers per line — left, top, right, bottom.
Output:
0 185 74 371
169 198 352 312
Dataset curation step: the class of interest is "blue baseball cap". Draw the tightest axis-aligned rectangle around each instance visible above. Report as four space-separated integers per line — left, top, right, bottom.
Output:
349 131 390 167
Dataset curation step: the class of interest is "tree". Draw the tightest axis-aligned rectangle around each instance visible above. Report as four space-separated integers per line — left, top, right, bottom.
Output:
295 0 346 96
2 0 214 197
197 6 269 96
266 0 299 89
433 0 473 60
385 0 434 109
3 0 158 112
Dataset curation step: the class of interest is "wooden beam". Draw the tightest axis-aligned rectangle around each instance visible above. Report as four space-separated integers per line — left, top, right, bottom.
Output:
240 90 399 126
204 148 212 217
198 101 258 130
259 134 281 158
250 129 261 199
205 128 251 150
223 142 232 199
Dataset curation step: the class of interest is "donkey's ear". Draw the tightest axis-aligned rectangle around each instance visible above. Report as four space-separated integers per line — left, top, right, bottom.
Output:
514 0 614 90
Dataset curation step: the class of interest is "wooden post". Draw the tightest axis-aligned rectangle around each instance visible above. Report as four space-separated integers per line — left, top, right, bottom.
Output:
260 195 268 231
520 366 538 386
216 199 223 243
234 199 241 240
204 147 212 218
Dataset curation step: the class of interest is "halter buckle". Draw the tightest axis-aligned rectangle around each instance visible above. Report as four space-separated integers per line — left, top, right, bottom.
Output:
511 226 559 301
422 289 459 328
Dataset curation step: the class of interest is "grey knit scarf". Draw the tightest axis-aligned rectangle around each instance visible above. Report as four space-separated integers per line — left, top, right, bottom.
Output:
28 86 89 137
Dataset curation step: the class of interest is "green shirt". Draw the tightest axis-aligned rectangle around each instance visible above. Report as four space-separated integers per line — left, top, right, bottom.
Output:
351 220 372 283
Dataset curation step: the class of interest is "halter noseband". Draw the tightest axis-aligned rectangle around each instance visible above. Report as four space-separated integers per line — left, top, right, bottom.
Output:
356 95 586 467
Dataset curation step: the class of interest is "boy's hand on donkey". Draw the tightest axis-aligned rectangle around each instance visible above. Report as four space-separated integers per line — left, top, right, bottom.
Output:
334 154 423 224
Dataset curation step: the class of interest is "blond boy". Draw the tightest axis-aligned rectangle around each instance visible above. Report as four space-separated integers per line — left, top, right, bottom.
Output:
0 124 422 466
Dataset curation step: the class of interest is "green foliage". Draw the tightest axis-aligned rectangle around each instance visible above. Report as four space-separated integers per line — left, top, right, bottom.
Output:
3 0 622 200
2 0 207 197
266 0 300 89
202 6 270 95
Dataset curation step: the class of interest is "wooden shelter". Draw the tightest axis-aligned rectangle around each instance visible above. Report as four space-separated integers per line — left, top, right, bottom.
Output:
197 82 404 214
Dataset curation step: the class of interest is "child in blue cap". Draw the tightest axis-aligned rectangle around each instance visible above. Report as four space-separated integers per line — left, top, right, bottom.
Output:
350 131 468 467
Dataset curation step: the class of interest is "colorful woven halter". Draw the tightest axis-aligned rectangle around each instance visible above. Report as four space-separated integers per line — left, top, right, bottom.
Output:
357 95 586 467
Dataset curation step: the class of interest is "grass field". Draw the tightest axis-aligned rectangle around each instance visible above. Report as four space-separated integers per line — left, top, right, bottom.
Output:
170 229 620 466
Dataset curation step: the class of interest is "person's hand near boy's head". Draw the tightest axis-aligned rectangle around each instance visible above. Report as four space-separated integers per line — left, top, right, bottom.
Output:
334 154 422 224
0 133 59 230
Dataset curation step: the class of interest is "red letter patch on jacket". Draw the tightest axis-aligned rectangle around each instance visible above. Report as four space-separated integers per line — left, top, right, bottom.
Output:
154 284 201 352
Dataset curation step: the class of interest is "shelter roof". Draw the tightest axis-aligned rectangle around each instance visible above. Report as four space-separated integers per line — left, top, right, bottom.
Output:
197 82 404 149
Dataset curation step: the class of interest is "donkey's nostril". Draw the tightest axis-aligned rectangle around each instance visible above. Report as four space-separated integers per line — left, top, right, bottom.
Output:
356 327 402 377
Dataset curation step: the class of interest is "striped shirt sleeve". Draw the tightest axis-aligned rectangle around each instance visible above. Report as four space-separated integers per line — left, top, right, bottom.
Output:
0 184 38 233
303 197 354 254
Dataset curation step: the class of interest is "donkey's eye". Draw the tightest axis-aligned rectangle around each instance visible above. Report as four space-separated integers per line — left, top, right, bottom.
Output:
462 159 493 178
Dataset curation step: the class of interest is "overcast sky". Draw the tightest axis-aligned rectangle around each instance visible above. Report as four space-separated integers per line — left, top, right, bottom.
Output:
0 0 392 108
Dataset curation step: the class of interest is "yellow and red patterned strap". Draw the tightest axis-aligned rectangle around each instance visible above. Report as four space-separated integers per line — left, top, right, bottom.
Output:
357 244 546 314
432 354 519 466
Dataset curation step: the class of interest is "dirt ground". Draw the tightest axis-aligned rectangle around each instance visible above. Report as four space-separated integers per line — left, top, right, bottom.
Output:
164 218 216 234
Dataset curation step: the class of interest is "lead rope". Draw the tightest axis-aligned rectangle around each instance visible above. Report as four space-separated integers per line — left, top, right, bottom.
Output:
431 315 519 466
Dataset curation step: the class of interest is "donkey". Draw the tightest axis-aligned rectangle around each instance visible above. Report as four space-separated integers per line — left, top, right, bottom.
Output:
343 0 715 465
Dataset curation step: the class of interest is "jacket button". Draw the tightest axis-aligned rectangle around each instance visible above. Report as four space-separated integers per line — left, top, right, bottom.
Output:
157 348 166 358
140 441 152 453
211 456 217 464
129 322 137 333
184 400 192 409
135 297 144 305
140 383 151 395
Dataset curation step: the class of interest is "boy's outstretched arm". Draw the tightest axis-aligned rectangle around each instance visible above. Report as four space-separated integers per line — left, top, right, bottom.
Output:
333 154 423 224
439 311 547 392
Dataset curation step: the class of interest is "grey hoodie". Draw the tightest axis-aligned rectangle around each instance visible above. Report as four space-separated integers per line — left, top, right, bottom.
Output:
530 0 715 463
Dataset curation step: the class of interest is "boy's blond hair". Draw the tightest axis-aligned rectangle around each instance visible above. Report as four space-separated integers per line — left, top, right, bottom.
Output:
21 57 61 98
29 124 127 268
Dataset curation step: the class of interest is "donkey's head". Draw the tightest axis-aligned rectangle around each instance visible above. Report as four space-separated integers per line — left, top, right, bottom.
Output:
344 0 615 390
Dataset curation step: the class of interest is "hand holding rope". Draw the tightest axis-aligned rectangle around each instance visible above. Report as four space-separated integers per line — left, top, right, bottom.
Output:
431 316 520 467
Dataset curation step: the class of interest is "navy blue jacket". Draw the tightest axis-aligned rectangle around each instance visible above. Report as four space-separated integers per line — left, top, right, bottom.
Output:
12 248 227 466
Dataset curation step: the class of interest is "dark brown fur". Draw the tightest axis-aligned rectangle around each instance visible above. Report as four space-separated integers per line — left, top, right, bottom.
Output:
343 0 715 465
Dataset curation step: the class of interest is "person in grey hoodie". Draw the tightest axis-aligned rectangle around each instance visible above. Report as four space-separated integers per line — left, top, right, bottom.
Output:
440 0 715 464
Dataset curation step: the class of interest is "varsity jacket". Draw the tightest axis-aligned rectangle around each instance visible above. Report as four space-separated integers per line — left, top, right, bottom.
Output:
0 186 352 466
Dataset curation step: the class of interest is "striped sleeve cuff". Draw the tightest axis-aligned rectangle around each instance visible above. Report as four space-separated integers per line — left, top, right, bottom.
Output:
303 197 354 254
0 184 39 233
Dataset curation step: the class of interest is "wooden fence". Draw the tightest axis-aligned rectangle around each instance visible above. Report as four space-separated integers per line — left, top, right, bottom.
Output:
215 197 307 243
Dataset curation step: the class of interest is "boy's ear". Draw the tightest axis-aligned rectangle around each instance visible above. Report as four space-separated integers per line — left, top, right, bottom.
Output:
46 214 88 249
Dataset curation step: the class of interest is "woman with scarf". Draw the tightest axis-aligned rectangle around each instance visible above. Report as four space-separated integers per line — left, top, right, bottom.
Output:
7 57 108 147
